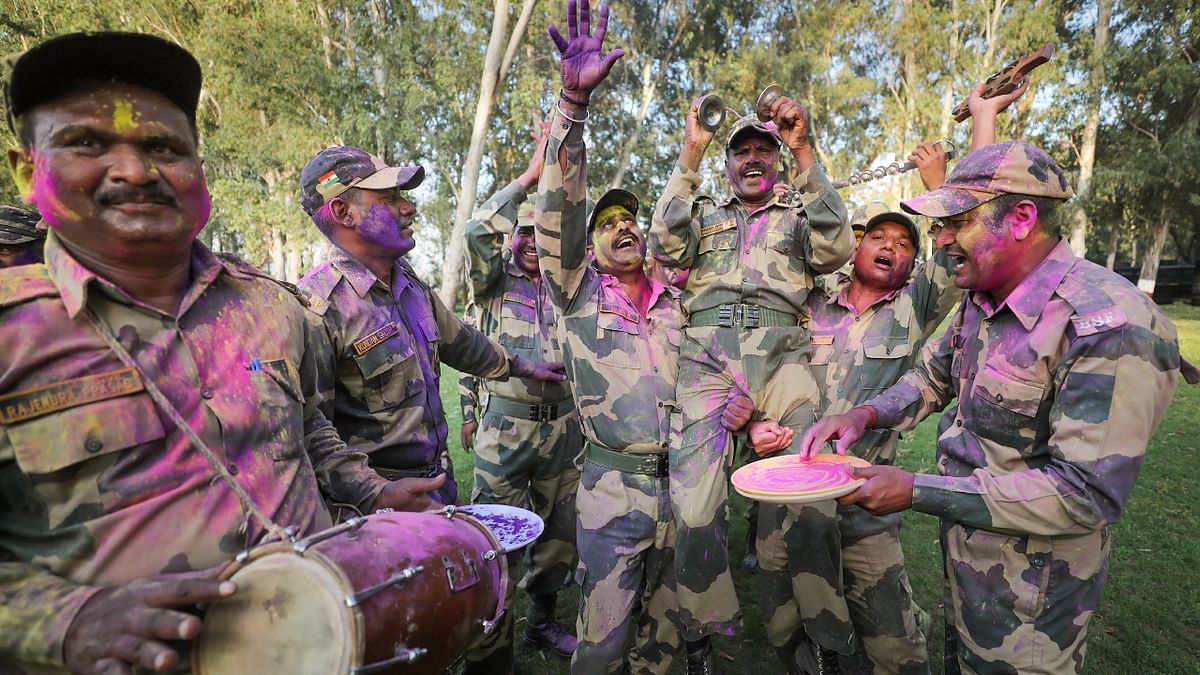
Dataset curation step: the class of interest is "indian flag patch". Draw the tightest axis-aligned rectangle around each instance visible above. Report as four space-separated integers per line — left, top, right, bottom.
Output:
317 170 341 191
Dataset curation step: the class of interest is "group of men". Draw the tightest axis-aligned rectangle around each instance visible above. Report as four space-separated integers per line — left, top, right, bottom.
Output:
0 2 1184 675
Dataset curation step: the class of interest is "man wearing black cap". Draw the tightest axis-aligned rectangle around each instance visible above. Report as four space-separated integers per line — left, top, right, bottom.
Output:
296 145 567 512
0 204 45 267
648 91 853 661
0 32 436 675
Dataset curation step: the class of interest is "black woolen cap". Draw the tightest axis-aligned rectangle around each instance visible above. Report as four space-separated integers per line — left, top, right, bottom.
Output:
4 32 202 133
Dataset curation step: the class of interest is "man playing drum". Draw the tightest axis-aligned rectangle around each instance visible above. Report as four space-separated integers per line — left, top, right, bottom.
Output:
0 33 439 675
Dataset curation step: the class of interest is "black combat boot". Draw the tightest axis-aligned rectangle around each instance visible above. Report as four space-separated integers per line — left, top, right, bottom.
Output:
522 593 576 659
685 637 720 675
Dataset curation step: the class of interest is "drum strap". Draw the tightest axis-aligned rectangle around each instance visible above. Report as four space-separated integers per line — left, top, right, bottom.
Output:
84 308 293 544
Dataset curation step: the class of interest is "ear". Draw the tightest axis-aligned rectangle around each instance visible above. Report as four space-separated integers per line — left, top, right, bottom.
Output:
1007 200 1039 241
8 147 34 199
328 197 356 230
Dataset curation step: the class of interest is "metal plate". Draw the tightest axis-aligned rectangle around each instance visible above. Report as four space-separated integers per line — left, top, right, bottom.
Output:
456 504 544 553
732 453 869 504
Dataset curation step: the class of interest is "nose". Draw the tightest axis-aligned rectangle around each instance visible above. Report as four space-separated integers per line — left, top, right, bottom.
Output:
397 197 416 217
107 144 158 185
935 226 956 249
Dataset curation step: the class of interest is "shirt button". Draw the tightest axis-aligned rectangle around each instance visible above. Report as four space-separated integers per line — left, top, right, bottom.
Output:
955 419 963 427
653 367 659 373
84 438 103 453
201 387 214 400
227 463 239 476
854 317 860 322
996 393 1004 402
657 402 664 408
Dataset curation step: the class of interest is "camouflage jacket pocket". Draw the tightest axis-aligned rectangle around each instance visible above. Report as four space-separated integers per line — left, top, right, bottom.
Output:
9 394 166 475
969 367 1046 451
498 292 538 349
252 359 305 459
809 333 836 366
696 227 737 277
764 229 806 283
596 304 640 369
353 341 415 413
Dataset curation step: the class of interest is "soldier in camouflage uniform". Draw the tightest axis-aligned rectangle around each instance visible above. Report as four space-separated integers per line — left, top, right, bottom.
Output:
457 127 582 669
296 146 567 512
802 140 1182 674
0 33 440 675
649 92 854 656
533 8 749 671
0 205 45 268
751 200 958 675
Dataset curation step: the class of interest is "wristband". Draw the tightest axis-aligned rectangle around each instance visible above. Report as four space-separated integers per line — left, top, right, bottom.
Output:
559 88 590 106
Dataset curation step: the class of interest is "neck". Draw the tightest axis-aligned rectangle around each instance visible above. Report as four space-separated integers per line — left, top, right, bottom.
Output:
339 236 401 285
988 236 1059 306
613 267 654 316
846 278 894 314
57 235 193 314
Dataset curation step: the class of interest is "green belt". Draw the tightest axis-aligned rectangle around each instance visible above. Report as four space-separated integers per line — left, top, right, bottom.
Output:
585 442 669 477
688 303 802 329
485 394 575 422
374 464 441 480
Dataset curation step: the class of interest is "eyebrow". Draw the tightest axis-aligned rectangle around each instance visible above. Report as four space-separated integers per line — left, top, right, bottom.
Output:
48 124 191 149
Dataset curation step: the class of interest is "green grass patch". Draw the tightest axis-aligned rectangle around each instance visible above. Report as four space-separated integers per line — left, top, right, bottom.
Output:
442 302 1200 674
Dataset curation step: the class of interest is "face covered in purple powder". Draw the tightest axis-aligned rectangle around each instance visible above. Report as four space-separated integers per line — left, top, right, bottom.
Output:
346 186 418 257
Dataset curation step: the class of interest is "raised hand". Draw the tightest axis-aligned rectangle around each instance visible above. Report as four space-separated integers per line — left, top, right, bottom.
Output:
64 569 235 675
548 0 624 102
519 119 553 189
967 79 1029 150
681 96 718 165
908 141 950 190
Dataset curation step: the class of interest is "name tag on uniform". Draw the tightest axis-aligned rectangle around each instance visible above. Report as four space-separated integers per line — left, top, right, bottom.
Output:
700 218 737 239
811 335 834 346
502 292 536 308
0 368 144 424
353 322 400 356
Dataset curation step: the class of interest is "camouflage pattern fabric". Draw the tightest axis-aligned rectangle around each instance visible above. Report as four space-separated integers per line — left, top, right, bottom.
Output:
299 246 517 505
459 179 582 669
864 240 1180 673
649 159 853 639
534 105 685 674
0 233 386 673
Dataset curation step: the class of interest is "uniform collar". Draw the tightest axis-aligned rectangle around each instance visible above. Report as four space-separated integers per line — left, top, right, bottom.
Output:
328 245 387 298
599 272 676 314
970 238 1075 331
46 230 229 319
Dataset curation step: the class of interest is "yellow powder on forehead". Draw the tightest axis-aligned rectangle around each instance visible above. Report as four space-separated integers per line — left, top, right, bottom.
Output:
595 205 633 229
112 99 138 134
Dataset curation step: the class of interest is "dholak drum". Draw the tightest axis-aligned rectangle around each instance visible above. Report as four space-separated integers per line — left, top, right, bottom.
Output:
193 508 508 675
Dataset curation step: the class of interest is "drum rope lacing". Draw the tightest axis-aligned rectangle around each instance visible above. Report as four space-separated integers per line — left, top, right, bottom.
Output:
85 308 294 544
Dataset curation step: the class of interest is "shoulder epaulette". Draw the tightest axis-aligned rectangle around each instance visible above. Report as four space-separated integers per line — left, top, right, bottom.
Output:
0 264 59 309
215 253 321 312
1057 259 1129 336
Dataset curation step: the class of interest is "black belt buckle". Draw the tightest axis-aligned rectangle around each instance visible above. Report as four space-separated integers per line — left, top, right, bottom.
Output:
529 403 558 421
641 453 669 477
422 464 440 478
717 304 734 328
743 304 761 328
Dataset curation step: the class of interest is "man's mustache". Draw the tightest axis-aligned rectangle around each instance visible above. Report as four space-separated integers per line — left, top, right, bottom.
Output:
96 185 178 207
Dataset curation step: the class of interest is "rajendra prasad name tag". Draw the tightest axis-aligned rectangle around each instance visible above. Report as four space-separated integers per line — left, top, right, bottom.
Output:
732 453 870 504
0 367 145 424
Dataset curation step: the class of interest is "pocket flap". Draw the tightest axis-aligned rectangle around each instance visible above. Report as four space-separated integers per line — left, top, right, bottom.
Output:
863 336 911 360
974 366 1045 417
9 395 166 474
598 304 640 335
353 344 411 380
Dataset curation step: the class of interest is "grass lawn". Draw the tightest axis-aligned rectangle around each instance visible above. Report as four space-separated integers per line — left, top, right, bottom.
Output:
443 303 1200 674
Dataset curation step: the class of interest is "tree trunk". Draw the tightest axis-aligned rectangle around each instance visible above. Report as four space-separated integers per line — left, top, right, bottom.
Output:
1068 0 1110 257
1105 218 1120 270
285 244 302 283
938 0 961 143
270 230 285 280
439 0 534 306
1137 202 1169 295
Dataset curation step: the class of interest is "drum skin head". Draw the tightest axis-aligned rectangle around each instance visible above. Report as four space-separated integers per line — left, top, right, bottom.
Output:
194 546 361 675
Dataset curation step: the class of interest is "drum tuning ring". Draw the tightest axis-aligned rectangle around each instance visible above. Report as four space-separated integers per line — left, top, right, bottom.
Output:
484 550 497 561
441 505 458 519
482 619 497 634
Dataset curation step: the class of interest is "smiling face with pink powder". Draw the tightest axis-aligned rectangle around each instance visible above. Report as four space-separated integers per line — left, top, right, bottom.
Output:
725 132 781 206
11 81 211 259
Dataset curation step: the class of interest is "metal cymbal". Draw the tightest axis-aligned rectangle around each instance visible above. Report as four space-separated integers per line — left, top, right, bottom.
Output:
755 84 784 122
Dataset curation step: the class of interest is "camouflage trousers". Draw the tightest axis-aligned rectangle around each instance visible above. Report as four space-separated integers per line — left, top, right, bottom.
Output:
940 521 1110 675
463 406 583 670
572 458 682 675
671 325 819 639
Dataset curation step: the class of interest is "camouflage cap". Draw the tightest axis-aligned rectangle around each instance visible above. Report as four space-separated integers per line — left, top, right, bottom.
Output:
855 201 919 246
4 32 201 134
901 140 1073 218
300 146 425 215
515 202 536 230
726 115 783 150
588 188 640 234
0 205 44 245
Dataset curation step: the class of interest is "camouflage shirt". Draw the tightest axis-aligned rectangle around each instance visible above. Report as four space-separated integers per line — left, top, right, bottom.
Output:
534 107 683 454
0 233 386 670
807 250 959 463
299 247 514 470
648 161 853 317
461 179 570 410
867 241 1181 536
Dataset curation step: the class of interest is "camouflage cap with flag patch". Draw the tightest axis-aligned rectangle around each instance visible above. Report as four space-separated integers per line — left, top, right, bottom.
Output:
901 140 1073 218
0 205 44 245
300 146 425 215
516 202 536 230
726 115 783 150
